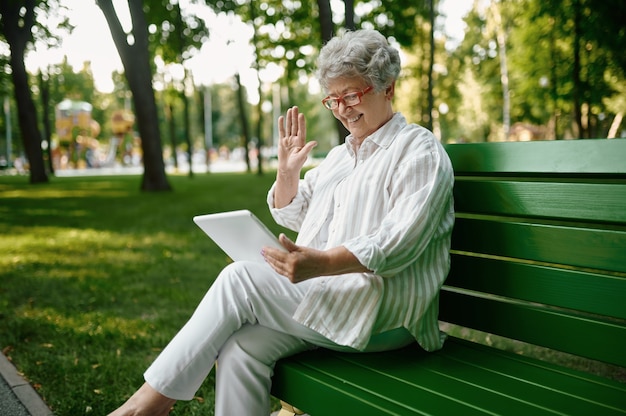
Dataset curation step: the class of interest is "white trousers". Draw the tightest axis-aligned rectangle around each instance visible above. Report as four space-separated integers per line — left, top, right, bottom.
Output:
144 261 413 416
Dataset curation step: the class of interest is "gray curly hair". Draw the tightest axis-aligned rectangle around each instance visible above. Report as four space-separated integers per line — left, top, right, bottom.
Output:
316 29 401 93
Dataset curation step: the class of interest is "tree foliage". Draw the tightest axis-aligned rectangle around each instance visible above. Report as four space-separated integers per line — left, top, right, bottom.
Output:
451 0 626 141
0 0 71 183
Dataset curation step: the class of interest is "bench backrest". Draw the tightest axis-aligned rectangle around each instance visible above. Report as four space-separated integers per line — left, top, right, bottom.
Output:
441 139 626 368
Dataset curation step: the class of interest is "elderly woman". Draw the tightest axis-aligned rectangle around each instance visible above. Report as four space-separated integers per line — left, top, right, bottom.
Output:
109 29 454 416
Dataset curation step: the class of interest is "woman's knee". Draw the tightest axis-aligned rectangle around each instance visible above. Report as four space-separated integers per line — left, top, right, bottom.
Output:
218 261 255 281
216 261 273 289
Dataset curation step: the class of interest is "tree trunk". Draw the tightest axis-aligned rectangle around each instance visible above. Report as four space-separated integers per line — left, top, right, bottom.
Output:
317 0 334 41
10 53 47 183
249 4 264 176
166 102 177 170
0 0 48 183
181 86 193 178
39 71 54 174
96 0 171 191
572 0 585 138
344 0 355 31
426 0 435 132
548 16 560 139
254 84 264 176
235 73 251 173
201 87 214 165
317 0 350 143
607 112 623 138
492 2 511 140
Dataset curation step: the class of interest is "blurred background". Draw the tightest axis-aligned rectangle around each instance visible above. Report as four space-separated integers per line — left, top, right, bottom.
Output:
1 0 625 187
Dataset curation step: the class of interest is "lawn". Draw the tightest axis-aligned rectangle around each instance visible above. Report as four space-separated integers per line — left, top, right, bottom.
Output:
0 172 286 415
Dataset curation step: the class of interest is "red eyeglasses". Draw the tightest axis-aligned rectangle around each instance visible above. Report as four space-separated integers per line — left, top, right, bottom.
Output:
321 86 373 110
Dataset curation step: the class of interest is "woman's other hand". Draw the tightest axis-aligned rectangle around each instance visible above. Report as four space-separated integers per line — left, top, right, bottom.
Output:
262 234 369 283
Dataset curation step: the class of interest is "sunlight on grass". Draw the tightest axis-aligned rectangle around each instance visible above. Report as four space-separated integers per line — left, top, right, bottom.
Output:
0 187 131 199
1 227 159 284
17 307 156 340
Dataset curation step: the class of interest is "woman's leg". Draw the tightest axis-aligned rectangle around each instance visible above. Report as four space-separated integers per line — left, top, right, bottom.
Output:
213 325 414 416
215 324 312 416
108 260 317 416
143 261 312 400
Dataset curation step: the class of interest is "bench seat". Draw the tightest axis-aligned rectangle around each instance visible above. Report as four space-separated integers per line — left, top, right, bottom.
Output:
272 337 626 415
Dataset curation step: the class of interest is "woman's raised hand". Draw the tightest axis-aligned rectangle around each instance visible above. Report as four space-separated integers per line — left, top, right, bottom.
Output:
277 106 317 176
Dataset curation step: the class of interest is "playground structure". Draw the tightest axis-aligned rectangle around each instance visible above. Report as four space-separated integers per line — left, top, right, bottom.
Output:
110 109 138 166
54 99 136 169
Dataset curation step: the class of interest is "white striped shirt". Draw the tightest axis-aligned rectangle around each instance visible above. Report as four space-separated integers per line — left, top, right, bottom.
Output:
268 113 454 351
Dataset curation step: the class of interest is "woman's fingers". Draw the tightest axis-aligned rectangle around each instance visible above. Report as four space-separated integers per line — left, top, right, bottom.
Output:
297 111 306 142
285 108 293 136
279 107 302 141
277 115 285 138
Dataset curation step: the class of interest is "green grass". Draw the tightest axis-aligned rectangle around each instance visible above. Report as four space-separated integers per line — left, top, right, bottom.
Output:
0 172 286 415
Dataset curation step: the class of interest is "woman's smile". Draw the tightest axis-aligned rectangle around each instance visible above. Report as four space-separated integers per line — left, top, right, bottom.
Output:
347 113 363 123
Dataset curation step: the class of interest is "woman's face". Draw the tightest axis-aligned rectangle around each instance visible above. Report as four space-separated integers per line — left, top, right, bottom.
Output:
324 77 395 144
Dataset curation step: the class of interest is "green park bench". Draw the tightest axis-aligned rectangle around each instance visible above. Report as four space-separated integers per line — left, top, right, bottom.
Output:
271 138 626 415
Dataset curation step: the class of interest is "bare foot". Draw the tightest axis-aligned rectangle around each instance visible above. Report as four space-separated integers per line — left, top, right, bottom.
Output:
108 383 176 416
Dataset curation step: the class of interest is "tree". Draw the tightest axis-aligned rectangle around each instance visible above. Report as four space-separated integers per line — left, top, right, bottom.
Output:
96 0 172 191
154 2 209 178
448 4 503 141
38 71 53 174
589 0 626 77
510 0 623 139
0 0 69 183
249 3 265 175
317 0 350 142
572 0 584 137
234 72 252 172
489 1 510 139
317 0 334 41
454 0 626 141
426 0 436 132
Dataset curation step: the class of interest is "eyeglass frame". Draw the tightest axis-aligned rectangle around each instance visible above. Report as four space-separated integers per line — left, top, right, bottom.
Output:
321 86 374 110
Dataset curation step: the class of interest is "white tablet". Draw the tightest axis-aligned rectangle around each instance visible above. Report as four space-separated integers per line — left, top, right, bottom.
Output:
193 210 286 263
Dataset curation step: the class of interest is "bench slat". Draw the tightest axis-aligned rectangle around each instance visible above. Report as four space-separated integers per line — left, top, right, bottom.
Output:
452 217 626 273
439 290 626 367
453 179 626 223
274 349 545 415
324 352 581 415
272 339 626 415
273 352 487 415
439 340 626 413
445 139 626 174
447 254 626 319
341 345 626 414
